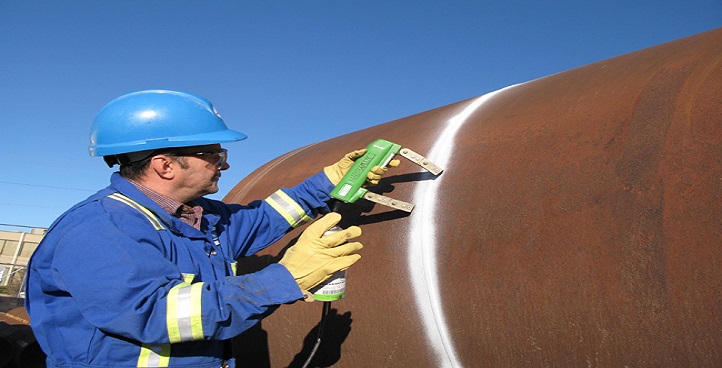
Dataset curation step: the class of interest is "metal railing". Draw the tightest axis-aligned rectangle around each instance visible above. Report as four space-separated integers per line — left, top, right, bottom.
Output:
0 262 26 298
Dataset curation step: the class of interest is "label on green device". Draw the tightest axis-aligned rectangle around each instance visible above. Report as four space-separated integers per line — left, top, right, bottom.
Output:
337 184 353 197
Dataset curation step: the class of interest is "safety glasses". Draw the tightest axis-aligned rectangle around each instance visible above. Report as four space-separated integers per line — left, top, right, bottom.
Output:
174 149 228 169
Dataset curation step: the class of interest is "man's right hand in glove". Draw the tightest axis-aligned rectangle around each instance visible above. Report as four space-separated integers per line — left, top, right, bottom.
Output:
324 149 401 186
279 212 363 297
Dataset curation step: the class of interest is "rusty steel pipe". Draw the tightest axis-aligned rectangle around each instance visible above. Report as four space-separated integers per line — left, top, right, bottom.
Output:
226 28 722 368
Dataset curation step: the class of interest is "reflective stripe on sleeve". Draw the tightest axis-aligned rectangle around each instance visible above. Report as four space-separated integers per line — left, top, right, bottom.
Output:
264 190 312 228
167 279 205 343
137 343 170 367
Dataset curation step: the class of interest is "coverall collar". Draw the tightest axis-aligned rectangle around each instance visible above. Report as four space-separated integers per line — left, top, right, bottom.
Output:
109 172 210 238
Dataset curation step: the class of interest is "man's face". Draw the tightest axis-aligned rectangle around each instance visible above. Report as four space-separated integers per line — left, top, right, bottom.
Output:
171 144 230 199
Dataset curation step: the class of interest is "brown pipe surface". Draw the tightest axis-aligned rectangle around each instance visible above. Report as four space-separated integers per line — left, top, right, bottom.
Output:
225 28 722 367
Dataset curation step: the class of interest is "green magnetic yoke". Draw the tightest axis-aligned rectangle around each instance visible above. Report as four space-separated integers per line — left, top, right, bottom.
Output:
329 139 443 212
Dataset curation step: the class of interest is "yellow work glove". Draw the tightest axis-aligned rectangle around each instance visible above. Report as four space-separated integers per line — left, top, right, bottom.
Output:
279 212 363 292
366 159 400 185
323 149 400 186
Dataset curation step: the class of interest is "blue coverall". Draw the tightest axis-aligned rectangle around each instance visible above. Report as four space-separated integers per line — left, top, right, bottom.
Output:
26 171 334 367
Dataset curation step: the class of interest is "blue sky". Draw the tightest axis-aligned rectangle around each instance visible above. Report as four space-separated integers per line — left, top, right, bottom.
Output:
1 1 720 230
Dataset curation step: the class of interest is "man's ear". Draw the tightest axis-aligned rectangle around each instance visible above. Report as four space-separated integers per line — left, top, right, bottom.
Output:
148 155 176 179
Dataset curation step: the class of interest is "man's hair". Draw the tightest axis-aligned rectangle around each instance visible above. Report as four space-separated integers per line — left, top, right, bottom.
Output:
119 151 190 180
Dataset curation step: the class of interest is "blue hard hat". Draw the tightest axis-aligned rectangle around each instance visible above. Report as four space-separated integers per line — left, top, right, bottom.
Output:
89 90 247 157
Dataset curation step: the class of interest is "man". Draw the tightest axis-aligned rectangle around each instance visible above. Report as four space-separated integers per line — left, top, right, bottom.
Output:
25 90 388 367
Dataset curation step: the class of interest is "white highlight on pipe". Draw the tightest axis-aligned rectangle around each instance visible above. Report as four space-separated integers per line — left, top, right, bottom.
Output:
408 85 519 367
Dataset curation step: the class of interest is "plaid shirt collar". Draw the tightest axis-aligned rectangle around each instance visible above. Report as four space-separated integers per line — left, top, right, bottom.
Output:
127 179 204 230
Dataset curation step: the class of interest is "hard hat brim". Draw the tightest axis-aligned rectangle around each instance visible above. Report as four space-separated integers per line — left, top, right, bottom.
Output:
90 129 247 157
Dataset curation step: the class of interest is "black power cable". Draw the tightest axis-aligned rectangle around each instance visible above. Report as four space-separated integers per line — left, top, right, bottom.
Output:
300 301 332 368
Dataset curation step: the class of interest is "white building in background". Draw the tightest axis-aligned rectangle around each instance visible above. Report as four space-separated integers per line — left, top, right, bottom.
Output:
0 227 46 297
